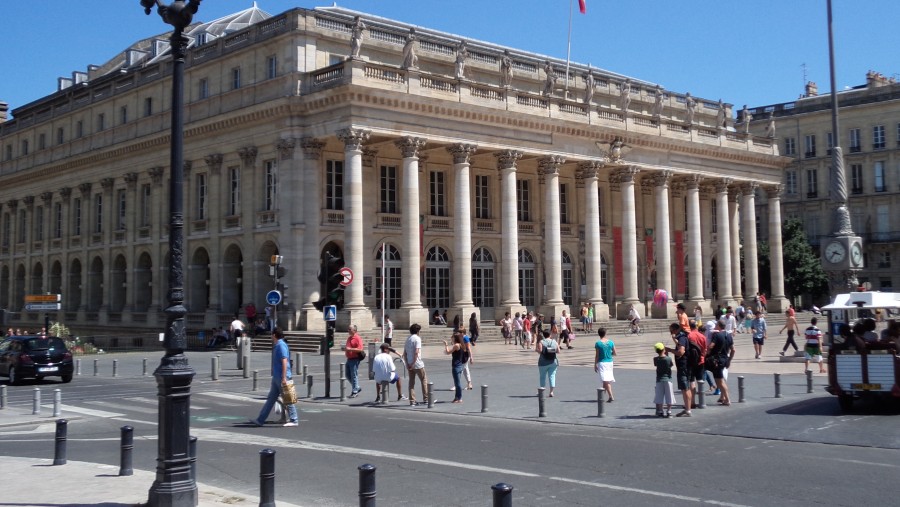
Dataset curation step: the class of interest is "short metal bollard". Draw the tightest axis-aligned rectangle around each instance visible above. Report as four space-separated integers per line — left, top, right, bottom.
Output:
358 463 376 507
215 355 221 378
596 388 605 418
53 419 68 465
307 375 314 398
340 363 346 402
142 358 148 376
243 356 249 379
112 359 118 377
806 369 814 394
32 387 41 415
212 356 219 381
189 436 198 482
53 389 62 417
380 382 389 405
538 388 546 418
259 449 276 507
302 365 309 386
253 370 259 391
119 425 134 476
491 482 514 507
738 376 746 403
427 382 434 409
75 358 81 376
294 352 302 375
774 373 782 398
0 385 6 409
696 382 706 409
481 385 488 413
93 359 99 376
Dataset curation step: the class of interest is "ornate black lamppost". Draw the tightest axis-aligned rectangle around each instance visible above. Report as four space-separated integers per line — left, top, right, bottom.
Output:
140 1 201 506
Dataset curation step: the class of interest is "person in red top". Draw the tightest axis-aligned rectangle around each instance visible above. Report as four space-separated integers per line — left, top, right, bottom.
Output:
522 313 533 349
345 324 366 398
687 320 708 368
245 302 257 323
676 303 690 333
786 304 795 318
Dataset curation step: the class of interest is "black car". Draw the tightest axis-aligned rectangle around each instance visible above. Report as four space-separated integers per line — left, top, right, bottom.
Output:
0 335 74 384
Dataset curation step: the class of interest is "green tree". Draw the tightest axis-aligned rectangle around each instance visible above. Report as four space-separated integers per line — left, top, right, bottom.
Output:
781 218 829 304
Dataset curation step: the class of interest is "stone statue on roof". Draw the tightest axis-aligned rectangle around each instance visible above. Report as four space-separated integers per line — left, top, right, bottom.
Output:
500 50 513 87
543 61 557 97
684 92 696 124
740 105 752 134
765 112 776 138
402 28 418 69
653 85 665 118
350 16 366 59
455 41 468 79
583 71 595 104
619 79 631 115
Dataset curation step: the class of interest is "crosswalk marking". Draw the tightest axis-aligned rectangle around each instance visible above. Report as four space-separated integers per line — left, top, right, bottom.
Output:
60 405 124 418
124 396 210 410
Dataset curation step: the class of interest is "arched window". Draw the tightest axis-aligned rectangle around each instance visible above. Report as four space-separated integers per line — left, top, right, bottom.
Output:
425 246 451 310
376 245 401 309
471 247 494 308
518 249 536 307
561 251 573 306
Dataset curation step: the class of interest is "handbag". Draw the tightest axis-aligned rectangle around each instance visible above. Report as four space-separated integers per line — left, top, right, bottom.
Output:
281 380 298 405
358 349 367 360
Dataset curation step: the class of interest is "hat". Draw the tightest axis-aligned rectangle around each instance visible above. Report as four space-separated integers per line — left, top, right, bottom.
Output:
654 342 665 352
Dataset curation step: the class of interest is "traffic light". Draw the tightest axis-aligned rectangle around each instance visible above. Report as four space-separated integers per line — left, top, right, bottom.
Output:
326 323 335 348
314 253 344 311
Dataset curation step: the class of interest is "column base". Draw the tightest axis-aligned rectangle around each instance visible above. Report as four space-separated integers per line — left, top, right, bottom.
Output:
298 306 327 332
650 301 678 320
715 298 739 313
539 303 571 322
589 301 610 322
765 297 790 314
686 299 710 319
393 307 432 331
615 301 642 320
447 306 479 331
495 304 528 323
338 306 374 333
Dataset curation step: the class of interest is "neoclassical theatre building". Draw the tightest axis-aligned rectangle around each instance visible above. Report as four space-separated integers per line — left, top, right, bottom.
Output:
0 5 790 333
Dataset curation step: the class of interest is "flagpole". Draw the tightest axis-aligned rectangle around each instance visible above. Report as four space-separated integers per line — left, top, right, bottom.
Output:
565 0 574 96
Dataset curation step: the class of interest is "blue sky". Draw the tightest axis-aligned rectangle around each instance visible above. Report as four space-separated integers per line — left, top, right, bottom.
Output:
1 1 897 116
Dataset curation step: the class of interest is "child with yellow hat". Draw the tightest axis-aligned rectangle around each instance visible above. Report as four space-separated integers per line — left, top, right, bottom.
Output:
653 342 674 417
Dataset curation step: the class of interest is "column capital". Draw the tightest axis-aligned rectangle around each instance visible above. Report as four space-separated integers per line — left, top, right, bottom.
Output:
204 153 224 174
677 173 703 190
395 136 427 158
336 128 371 151
59 187 72 201
577 160 605 179
362 147 379 168
538 155 566 175
78 182 92 196
737 181 759 195
22 195 34 208
765 184 783 199
40 191 53 204
447 143 478 164
183 160 193 177
124 172 139 189
238 146 258 167
276 137 297 161
5 199 17 211
645 169 673 188
610 165 640 184
100 177 115 191
494 150 523 171
148 167 164 186
715 177 734 194
300 138 326 160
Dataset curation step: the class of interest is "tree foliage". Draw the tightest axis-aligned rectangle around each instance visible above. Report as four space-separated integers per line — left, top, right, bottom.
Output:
780 218 829 303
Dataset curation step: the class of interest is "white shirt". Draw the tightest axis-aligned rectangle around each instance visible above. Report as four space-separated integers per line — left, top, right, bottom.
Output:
558 316 568 332
385 319 394 339
404 334 424 369
514 317 524 331
373 352 395 382
230 319 245 333
723 314 737 334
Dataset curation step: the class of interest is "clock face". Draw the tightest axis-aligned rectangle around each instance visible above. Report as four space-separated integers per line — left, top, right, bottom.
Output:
824 241 846 264
850 242 863 267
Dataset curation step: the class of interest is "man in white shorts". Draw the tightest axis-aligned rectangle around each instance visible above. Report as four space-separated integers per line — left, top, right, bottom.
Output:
373 343 407 402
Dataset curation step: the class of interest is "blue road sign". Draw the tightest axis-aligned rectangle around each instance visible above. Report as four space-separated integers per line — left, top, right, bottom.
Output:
266 290 282 306
324 305 337 322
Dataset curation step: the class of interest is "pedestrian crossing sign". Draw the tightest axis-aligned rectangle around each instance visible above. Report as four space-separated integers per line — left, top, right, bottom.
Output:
324 305 337 322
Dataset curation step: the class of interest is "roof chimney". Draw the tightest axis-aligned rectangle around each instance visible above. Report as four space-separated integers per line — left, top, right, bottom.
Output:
804 81 818 97
0 101 8 123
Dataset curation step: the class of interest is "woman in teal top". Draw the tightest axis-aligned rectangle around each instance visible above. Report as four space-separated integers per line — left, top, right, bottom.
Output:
593 327 617 402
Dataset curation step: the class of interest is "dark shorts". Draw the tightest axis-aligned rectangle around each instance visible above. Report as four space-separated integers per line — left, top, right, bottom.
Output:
708 363 726 379
677 371 691 391
690 365 705 382
752 337 765 345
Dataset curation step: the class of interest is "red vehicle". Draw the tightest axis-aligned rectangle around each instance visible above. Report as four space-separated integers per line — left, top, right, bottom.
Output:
822 292 900 412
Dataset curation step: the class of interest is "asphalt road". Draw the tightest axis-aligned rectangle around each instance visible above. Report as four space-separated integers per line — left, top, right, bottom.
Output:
1 347 899 506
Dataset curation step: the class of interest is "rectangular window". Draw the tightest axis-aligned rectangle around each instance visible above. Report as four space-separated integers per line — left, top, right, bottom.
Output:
875 204 890 241
874 161 886 192
231 67 241 90
144 97 153 117
2 213 9 247
94 194 103 234
35 206 43 242
598 187 605 226
17 210 26 243
559 183 569 224
120 106 128 125
806 169 818 198
21 140 28 156
826 132 833 155
73 197 82 236
873 125 885 150
199 78 209 99
140 184 151 226
3 145 10 161
785 170 797 195
475 175 490 219
850 128 861 152
379 165 397 214
851 164 863 194
229 167 241 215
805 215 819 240
804 134 816 158
711 199 718 233
325 160 343 210
516 179 530 222
850 206 865 235
38 133 46 150
264 160 277 212
784 137 796 156
115 189 126 230
76 120 83 138
429 171 446 216
97 113 105 132
54 202 62 239
878 251 891 269
195 173 207 220
266 55 277 79
56 127 64 145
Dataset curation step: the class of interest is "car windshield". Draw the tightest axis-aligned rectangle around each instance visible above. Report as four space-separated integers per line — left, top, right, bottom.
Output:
23 337 67 352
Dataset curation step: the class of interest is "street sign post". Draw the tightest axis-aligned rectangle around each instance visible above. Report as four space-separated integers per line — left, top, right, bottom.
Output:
265 290 282 306
338 267 354 287
25 294 61 303
323 305 337 322
24 302 61 312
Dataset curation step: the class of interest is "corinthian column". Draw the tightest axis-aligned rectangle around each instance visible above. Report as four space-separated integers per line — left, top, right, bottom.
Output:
684 175 707 312
336 128 372 330
740 182 760 302
539 156 569 318
613 165 640 318
729 188 742 302
715 179 735 308
580 162 609 321
766 185 789 312
396 136 430 328
448 143 478 326
298 138 327 331
495 150 525 317
650 170 676 318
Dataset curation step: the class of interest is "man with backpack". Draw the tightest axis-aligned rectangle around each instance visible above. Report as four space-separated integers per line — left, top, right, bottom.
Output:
666 322 698 417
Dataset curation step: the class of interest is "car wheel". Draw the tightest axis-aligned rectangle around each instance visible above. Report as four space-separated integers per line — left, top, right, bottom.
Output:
35 376 44 382
61 374 73 383
8 367 18 385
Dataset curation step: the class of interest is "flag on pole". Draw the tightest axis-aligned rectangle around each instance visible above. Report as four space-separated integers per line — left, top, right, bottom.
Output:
578 0 586 14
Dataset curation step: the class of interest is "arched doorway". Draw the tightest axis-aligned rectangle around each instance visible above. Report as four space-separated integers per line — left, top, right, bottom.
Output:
87 256 103 312
472 247 495 321
188 247 211 313
31 262 44 294
221 244 243 315
110 254 127 313
50 261 62 295
562 251 574 306
67 259 82 312
601 254 611 306
135 252 152 312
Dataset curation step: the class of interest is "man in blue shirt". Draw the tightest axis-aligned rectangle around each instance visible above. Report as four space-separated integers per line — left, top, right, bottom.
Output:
250 327 298 427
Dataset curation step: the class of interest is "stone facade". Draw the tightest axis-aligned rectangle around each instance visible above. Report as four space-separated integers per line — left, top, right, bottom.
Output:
0 6 788 333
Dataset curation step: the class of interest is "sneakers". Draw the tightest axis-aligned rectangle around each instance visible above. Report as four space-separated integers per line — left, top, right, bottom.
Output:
778 351 785 356
248 418 263 427
409 401 419 406
398 395 408 401
665 410 672 418
656 410 665 417
283 421 298 427
713 389 721 396
675 410 692 417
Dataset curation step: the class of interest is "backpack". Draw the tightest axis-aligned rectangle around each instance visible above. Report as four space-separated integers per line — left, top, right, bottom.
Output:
685 337 702 368
541 340 557 361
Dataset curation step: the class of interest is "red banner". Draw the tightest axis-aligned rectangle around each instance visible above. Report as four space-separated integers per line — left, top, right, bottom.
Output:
613 226 623 296
578 0 587 14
